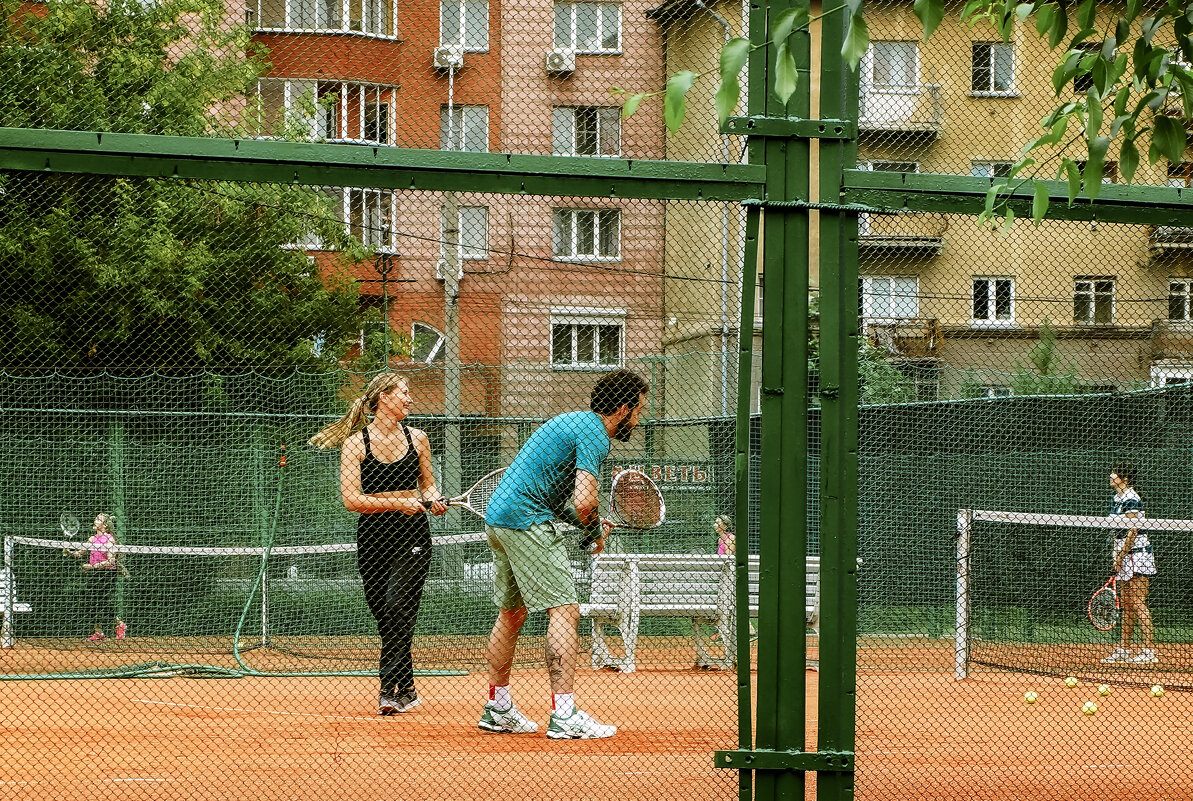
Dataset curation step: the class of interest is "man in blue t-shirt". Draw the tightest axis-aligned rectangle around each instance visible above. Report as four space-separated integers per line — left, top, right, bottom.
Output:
477 369 649 741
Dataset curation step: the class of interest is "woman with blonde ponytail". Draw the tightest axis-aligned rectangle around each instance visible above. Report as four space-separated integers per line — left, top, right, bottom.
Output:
310 372 448 715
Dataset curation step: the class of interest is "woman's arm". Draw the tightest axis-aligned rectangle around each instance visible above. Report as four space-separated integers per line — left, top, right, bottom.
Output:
339 432 423 514
412 428 448 516
1114 511 1140 573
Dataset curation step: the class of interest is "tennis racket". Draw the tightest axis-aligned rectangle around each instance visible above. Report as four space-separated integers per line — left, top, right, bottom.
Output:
563 469 666 553
422 467 506 520
59 512 81 539
1088 575 1120 631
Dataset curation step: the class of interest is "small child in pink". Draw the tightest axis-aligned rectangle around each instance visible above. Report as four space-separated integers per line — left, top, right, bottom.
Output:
66 514 126 642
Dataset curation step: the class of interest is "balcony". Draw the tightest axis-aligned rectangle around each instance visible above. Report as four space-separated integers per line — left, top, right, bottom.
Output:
863 318 942 360
859 212 946 258
1150 226 1193 254
1150 319 1193 360
859 84 943 139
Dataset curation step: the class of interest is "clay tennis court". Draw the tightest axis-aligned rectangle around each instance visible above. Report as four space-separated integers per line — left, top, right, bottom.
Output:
4 639 1191 800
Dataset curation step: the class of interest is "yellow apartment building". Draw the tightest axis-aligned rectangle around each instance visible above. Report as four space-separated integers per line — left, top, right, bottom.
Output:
654 0 1193 405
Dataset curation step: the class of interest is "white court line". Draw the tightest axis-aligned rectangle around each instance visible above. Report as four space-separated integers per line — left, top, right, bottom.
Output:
1082 765 1142 769
105 778 176 783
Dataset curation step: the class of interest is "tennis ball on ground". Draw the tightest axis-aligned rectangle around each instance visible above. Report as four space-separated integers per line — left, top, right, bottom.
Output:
1097 684 1111 696
1082 701 1098 715
1064 676 1078 688
1023 691 1038 704
1151 684 1165 698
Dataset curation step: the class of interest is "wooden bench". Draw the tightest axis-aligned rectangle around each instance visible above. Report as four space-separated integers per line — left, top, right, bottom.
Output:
0 569 33 648
579 553 821 673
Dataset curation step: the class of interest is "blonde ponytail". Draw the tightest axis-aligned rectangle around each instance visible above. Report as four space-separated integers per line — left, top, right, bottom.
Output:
308 373 408 450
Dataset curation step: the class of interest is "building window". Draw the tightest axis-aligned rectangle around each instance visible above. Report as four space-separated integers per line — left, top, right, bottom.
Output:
1168 162 1193 187
1170 280 1193 320
363 98 390 145
257 80 394 144
348 188 395 251
440 0 488 50
865 41 918 90
971 42 1015 93
440 106 489 152
411 323 446 363
1074 277 1114 325
553 107 620 156
441 205 489 261
1073 42 1101 92
896 364 939 402
253 0 395 36
1151 365 1193 386
550 310 624 369
554 1 620 53
553 209 620 259
972 277 1014 325
1075 160 1119 183
971 161 1013 179
858 276 919 320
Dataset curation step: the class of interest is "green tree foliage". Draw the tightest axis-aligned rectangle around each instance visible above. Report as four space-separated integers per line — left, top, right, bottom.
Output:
0 0 376 371
808 293 918 405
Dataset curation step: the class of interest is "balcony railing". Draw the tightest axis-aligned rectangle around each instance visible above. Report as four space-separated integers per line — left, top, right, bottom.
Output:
863 317 942 359
859 84 943 138
1150 225 1193 253
859 212 946 257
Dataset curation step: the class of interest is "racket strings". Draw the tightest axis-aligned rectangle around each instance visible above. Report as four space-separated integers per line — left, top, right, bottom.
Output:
612 477 663 527
469 473 504 516
1089 588 1118 630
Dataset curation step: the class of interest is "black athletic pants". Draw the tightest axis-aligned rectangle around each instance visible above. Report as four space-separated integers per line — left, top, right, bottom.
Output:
356 512 433 695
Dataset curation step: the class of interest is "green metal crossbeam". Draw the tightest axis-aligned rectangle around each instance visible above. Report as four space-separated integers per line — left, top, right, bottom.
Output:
715 750 855 773
0 128 766 201
723 116 856 140
843 170 1193 225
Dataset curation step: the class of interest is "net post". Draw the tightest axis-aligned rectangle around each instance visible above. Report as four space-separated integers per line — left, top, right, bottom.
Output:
955 509 972 680
261 566 270 649
2 536 13 648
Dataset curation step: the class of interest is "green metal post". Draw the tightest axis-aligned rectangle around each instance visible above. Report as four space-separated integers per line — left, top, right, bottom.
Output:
816 3 860 801
733 206 761 801
752 1 812 800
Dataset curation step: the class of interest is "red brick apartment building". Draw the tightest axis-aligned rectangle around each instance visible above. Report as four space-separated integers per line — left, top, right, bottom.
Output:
246 0 668 419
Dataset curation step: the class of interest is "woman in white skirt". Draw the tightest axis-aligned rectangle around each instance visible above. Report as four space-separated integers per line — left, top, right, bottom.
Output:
1101 466 1157 664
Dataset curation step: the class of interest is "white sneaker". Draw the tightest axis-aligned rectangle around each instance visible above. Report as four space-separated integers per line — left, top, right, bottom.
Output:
478 703 539 734
1101 647 1131 664
546 708 617 740
1130 648 1158 664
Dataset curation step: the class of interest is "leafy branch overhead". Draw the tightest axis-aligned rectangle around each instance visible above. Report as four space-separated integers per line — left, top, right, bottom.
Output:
630 0 1193 224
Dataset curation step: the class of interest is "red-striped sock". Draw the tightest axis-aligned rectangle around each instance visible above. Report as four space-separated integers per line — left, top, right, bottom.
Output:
489 684 512 711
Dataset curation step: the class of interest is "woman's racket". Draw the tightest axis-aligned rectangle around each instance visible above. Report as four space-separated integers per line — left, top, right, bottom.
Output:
422 467 506 520
59 512 81 539
565 469 666 553
1088 575 1120 631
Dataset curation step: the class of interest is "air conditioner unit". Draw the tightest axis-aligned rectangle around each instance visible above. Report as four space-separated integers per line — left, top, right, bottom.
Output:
433 45 465 70
545 48 575 75
435 259 464 281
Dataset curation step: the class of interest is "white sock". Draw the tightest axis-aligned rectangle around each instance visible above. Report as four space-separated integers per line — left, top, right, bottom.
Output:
489 685 512 711
553 693 575 717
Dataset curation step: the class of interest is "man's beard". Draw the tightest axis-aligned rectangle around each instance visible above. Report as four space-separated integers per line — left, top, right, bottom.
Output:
613 413 636 442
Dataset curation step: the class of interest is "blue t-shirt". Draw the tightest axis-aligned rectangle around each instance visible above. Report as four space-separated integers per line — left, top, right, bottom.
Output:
485 410 611 530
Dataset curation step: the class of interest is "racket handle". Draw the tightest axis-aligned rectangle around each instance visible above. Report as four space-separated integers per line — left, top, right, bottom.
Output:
421 498 448 510
560 504 602 553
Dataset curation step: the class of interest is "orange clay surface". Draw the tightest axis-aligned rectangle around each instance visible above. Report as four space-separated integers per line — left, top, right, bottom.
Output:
3 640 1192 801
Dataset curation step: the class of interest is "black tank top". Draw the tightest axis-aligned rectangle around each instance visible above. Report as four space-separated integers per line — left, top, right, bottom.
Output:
360 426 420 495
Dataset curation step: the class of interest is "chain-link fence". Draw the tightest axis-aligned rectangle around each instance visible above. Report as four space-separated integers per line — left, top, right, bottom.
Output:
5 0 1193 799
